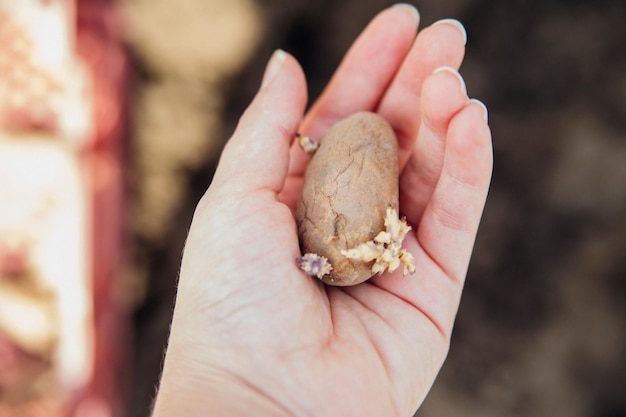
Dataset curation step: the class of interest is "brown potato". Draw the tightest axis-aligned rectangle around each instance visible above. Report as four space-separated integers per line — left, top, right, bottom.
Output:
296 111 400 286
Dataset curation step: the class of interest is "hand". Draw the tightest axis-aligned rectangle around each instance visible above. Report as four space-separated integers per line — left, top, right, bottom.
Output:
152 5 492 417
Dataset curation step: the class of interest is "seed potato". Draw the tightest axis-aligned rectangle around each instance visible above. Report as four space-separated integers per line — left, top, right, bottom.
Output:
296 111 414 286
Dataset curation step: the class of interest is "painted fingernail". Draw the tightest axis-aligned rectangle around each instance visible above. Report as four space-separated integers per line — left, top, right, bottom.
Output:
261 49 286 88
433 66 467 96
432 18 467 45
392 3 420 23
469 98 489 123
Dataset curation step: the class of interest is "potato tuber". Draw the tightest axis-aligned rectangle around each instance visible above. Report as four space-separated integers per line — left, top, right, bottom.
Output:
296 111 415 286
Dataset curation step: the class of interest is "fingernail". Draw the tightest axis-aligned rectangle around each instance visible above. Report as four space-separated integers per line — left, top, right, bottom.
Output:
432 18 467 45
469 98 489 123
392 3 420 23
261 49 287 88
433 66 467 96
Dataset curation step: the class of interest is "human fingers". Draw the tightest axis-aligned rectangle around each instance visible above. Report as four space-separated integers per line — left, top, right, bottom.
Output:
417 100 492 285
371 99 491 339
377 19 467 170
399 67 469 228
286 4 420 179
183 51 325 315
209 50 307 197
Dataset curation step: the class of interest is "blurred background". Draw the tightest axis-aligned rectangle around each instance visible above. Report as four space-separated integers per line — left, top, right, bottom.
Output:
1 0 625 416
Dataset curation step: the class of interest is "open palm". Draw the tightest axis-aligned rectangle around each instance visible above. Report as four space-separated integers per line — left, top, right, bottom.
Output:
153 5 492 417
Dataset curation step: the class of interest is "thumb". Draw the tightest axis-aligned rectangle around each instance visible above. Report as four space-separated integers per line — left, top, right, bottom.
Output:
212 50 308 195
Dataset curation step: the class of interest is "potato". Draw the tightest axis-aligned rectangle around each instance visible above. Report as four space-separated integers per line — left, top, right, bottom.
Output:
296 111 414 286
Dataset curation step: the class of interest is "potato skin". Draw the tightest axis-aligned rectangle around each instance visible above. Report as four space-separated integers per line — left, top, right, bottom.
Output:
296 111 399 286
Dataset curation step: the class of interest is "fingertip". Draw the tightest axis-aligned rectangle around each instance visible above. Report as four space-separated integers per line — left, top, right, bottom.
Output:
468 98 489 123
457 100 492 148
410 18 466 73
431 18 467 45
391 3 421 26
258 49 306 96
421 67 469 135
261 49 287 89
213 52 308 193
446 100 494 184
246 50 307 126
432 66 467 96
